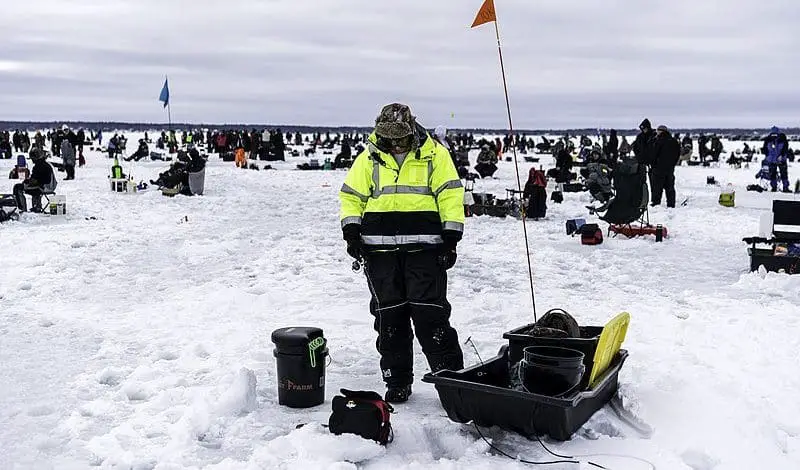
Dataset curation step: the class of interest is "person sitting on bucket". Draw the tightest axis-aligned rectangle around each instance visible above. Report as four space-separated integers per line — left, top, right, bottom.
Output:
12 149 56 212
474 144 498 178
339 103 466 404
110 157 126 179
8 155 30 180
125 139 149 162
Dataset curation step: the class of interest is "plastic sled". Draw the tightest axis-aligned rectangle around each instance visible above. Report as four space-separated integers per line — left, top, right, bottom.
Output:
423 345 628 441
609 224 668 240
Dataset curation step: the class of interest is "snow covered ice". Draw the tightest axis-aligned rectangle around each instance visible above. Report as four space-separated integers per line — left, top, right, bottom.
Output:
1 135 799 469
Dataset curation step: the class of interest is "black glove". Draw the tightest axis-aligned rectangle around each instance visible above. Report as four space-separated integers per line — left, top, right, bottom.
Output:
343 223 362 260
346 240 362 260
438 229 461 270
438 247 457 270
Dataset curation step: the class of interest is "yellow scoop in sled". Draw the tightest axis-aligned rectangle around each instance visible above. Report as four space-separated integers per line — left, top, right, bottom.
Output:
588 312 630 388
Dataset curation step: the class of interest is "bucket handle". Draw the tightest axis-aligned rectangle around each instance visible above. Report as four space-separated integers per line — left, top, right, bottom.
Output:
513 359 585 398
308 337 326 368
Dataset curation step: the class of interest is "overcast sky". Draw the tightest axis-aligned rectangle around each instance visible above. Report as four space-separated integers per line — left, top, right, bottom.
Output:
1 0 798 129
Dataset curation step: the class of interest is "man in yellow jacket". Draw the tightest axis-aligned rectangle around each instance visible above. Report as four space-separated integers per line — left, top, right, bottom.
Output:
339 103 465 403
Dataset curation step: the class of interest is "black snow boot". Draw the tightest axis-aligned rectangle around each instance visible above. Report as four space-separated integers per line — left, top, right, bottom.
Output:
384 385 412 404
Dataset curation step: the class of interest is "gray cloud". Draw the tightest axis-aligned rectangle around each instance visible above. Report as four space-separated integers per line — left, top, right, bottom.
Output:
0 0 798 128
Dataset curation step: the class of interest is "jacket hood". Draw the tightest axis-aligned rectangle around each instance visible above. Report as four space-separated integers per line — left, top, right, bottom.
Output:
639 119 652 130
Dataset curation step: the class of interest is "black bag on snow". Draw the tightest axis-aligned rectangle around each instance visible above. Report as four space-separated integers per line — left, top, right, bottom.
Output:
0 208 14 223
565 218 586 236
580 223 603 245
328 389 393 445
562 182 585 193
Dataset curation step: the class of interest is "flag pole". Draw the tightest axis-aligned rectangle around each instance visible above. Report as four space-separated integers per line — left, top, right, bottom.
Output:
492 9 538 322
166 75 172 131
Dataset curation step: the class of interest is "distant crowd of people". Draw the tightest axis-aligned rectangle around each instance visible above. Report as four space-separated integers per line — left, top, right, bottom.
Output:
3 120 794 216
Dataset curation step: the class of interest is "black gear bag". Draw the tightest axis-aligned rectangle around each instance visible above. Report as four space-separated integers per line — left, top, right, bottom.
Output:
328 389 394 445
580 223 604 245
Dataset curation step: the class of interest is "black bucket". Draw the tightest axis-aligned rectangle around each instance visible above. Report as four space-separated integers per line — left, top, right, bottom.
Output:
271 326 328 408
520 346 585 397
503 324 602 390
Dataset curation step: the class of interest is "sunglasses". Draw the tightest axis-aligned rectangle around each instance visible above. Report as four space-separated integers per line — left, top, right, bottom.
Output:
377 135 413 153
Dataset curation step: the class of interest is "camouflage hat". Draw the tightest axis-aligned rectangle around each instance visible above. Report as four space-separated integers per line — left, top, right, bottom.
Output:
374 103 415 139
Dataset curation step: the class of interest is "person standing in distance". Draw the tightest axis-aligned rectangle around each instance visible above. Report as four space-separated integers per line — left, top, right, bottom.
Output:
650 125 681 207
339 103 465 403
763 126 791 193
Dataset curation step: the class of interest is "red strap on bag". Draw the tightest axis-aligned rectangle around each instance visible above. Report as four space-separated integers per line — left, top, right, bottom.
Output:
365 399 394 444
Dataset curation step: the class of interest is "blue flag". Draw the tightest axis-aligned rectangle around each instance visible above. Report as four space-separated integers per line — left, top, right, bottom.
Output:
159 78 169 108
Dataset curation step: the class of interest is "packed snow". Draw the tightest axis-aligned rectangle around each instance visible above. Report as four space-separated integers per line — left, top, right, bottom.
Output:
1 134 799 470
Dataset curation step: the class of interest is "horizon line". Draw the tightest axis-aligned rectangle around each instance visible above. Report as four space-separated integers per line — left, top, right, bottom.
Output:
0 120 794 134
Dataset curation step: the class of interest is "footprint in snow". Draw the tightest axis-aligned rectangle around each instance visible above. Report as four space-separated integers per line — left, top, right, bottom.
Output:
156 350 179 361
247 286 267 295
27 404 55 417
122 382 152 402
193 344 210 358
582 410 625 438
96 367 125 386
673 310 690 320
130 460 157 470
39 318 54 327
681 449 719 470
18 282 32 291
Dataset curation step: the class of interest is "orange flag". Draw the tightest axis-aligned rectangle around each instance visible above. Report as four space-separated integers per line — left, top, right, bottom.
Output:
471 0 496 28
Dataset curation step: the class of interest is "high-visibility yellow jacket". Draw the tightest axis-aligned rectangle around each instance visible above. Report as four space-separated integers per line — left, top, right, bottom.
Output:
339 129 464 251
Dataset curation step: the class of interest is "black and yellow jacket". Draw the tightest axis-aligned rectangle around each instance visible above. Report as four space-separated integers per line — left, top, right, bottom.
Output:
339 126 464 251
